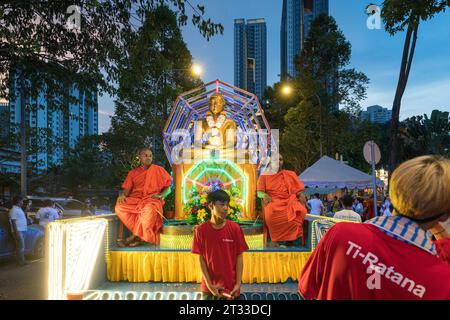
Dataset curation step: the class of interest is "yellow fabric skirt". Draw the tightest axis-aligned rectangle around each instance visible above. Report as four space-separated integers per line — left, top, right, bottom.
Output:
107 251 311 283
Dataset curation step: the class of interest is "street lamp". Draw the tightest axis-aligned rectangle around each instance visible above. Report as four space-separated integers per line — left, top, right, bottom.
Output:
191 64 203 77
281 84 323 157
282 85 292 95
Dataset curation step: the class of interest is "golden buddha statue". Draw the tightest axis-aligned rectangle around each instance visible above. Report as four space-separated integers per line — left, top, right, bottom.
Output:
200 92 237 149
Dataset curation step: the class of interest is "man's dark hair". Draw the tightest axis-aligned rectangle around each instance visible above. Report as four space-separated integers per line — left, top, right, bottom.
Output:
315 193 320 198
389 204 394 212
340 195 353 208
207 189 230 204
12 196 23 206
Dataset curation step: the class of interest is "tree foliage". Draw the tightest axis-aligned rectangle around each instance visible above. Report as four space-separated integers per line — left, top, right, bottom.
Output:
280 15 370 173
104 5 202 185
0 0 223 98
380 0 448 172
399 109 450 160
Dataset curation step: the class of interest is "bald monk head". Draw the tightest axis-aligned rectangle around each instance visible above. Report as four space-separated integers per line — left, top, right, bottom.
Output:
137 148 153 168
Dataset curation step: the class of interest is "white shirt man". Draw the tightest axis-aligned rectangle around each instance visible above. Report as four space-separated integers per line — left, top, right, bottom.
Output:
382 206 392 217
334 209 362 223
9 205 28 232
36 206 60 227
333 194 362 223
307 197 324 215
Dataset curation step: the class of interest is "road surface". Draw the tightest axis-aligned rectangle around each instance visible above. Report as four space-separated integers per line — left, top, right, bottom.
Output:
0 258 46 300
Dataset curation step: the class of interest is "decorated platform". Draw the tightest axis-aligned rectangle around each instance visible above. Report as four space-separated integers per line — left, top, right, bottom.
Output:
107 245 311 284
45 79 354 300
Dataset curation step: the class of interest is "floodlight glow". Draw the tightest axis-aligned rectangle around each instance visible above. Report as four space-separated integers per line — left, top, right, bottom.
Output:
191 64 203 76
282 85 292 95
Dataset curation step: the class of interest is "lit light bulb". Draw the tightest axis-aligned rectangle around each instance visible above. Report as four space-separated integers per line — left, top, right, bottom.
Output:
191 64 203 77
282 85 292 95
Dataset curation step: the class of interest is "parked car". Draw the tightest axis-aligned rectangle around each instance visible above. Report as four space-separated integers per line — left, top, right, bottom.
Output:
0 206 45 260
26 196 112 220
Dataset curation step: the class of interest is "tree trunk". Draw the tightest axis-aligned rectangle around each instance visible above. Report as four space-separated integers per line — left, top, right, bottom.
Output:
19 66 27 197
388 22 419 175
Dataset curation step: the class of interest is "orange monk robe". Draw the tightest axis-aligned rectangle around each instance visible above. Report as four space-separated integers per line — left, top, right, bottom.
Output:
257 170 307 242
115 164 172 244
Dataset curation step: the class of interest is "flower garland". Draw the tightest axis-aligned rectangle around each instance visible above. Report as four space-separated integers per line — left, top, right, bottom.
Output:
206 114 226 129
184 181 243 225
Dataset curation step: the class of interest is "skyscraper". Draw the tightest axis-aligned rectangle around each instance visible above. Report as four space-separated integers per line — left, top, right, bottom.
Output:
0 101 9 139
280 0 329 80
234 18 267 101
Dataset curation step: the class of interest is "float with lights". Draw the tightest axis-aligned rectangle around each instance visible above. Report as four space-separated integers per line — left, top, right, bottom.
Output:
46 80 347 300
159 79 272 249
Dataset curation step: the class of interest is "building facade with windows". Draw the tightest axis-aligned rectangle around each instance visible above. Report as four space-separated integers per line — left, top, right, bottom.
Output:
4 74 98 173
280 0 329 79
234 18 267 101
360 105 392 124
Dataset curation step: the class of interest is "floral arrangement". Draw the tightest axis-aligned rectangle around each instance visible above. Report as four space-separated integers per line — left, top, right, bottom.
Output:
184 180 243 225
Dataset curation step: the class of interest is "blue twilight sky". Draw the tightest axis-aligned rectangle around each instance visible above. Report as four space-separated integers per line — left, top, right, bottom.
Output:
97 0 450 132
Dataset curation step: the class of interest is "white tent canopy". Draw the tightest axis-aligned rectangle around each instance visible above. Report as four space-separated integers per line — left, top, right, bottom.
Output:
299 156 384 189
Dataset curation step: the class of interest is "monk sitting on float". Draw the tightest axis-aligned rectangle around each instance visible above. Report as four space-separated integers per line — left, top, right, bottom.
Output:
115 147 172 247
257 154 307 247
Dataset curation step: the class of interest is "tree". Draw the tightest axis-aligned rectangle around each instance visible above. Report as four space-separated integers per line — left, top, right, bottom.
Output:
0 0 223 196
380 0 449 173
58 135 111 191
281 15 369 172
399 109 450 160
105 5 202 184
262 83 300 134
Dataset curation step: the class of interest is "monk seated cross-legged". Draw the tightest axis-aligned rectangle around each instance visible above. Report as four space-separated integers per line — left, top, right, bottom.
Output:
257 154 307 247
115 148 172 247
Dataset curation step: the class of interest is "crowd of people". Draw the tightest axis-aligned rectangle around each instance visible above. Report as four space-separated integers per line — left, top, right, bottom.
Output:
110 148 449 300
2 195 110 266
3 147 449 300
305 192 393 223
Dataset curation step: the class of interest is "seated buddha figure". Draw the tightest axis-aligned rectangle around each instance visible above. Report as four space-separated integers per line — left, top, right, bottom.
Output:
201 92 237 149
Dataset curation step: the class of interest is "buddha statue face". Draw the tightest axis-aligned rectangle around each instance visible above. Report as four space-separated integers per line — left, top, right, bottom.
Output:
209 93 225 115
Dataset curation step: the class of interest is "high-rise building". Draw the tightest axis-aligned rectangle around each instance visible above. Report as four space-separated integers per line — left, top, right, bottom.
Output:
0 101 9 139
5 71 98 172
360 105 392 124
280 0 329 80
234 18 267 101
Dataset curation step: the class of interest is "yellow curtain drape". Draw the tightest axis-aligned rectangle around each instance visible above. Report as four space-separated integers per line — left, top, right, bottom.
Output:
107 251 311 283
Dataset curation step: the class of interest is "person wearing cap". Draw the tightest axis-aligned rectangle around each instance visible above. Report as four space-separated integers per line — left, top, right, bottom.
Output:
299 155 450 300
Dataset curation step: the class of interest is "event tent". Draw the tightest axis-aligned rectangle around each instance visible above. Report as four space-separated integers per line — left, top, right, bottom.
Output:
299 156 384 189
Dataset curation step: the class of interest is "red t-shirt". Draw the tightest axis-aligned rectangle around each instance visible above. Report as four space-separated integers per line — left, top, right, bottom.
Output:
192 220 249 295
299 222 450 300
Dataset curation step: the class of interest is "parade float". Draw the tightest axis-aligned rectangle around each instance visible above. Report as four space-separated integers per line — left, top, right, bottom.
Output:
46 80 346 300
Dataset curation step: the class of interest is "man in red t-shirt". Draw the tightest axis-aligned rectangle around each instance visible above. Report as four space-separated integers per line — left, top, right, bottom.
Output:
299 155 450 300
192 189 249 300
